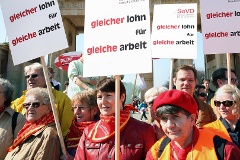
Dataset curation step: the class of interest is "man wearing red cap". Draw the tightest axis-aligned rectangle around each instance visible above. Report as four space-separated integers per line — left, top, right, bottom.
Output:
173 65 216 128
146 90 240 160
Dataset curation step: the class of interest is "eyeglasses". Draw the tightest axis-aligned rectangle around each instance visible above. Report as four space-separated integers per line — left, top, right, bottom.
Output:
222 78 238 84
25 74 40 79
146 100 154 106
71 106 90 112
23 102 42 110
199 93 207 97
214 100 235 107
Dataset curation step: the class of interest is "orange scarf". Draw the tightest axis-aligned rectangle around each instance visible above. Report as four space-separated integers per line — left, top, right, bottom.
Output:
0 106 7 114
7 112 55 152
87 104 136 142
66 119 95 149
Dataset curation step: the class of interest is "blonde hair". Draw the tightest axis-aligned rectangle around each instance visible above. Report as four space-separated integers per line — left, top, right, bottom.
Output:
71 90 98 109
215 84 240 118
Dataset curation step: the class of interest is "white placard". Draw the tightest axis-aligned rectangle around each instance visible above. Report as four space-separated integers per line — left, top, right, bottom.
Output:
83 0 152 77
0 0 68 65
200 0 240 54
151 3 197 59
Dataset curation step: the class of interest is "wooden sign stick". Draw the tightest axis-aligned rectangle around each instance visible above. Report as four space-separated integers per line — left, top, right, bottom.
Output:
40 56 67 155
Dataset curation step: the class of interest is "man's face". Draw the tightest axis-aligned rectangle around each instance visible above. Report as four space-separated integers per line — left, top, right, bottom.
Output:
218 72 238 87
25 69 46 89
174 69 196 96
146 96 158 119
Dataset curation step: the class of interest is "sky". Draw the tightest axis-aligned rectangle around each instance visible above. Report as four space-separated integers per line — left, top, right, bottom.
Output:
0 7 205 87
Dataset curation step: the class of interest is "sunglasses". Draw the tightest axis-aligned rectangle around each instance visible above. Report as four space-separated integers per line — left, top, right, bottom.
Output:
214 100 235 107
23 102 42 110
146 100 154 106
25 74 40 79
199 93 207 97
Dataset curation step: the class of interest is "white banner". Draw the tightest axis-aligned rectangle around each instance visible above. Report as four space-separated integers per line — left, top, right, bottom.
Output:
83 0 152 77
151 3 197 59
0 0 68 65
200 0 240 54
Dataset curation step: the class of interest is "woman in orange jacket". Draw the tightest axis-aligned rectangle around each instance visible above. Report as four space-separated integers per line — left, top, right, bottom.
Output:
204 84 240 147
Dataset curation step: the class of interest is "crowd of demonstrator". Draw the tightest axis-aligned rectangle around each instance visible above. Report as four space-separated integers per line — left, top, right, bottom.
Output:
0 62 240 160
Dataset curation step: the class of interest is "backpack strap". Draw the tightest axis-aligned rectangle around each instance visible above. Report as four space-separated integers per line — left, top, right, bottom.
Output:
158 137 171 158
12 111 19 137
213 135 227 160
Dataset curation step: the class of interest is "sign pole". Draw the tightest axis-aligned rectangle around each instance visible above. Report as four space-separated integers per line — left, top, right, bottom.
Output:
40 56 67 155
115 75 121 160
227 53 231 85
169 58 174 90
131 74 138 102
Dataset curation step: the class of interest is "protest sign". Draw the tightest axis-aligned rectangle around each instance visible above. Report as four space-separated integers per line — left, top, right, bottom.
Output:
0 0 68 65
151 3 197 59
1 0 68 155
200 0 240 54
83 0 152 77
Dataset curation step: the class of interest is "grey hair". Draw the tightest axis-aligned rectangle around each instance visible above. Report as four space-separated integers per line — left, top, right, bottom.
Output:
0 78 14 107
24 63 43 75
25 87 50 105
144 86 168 100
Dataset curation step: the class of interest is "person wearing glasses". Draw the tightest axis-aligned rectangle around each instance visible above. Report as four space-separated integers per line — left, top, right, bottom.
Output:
63 90 100 158
173 65 216 128
146 90 240 160
194 85 207 103
144 86 168 140
74 78 156 160
0 78 26 160
10 62 74 137
5 87 61 159
204 84 240 148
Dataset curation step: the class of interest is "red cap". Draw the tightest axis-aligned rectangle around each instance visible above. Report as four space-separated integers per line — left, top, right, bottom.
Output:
153 90 198 115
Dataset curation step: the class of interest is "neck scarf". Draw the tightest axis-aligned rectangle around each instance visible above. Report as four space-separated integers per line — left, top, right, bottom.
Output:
0 105 7 114
7 112 55 152
170 126 199 160
87 104 136 142
66 119 95 149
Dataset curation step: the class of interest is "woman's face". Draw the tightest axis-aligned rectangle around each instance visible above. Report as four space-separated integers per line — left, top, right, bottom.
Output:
24 94 50 123
0 85 6 108
96 91 125 116
160 112 196 146
215 92 237 120
72 101 97 122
